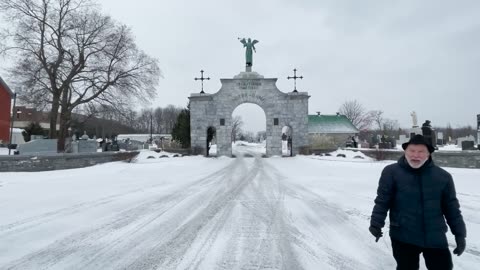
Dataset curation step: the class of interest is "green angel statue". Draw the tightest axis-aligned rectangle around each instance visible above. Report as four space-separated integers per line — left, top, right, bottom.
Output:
239 38 259 67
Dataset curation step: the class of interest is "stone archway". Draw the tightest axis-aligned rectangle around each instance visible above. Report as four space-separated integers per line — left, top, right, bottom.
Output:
189 71 309 157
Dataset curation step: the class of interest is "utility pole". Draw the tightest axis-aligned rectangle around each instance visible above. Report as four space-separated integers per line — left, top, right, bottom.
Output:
150 111 153 144
8 92 17 155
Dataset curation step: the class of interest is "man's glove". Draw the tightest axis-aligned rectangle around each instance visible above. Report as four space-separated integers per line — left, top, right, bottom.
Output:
369 226 383 242
453 236 466 256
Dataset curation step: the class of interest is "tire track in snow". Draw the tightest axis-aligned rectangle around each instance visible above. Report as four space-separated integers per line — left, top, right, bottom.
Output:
262 159 393 270
125 156 259 270
1 159 243 270
217 157 302 270
0 159 237 237
2 155 400 270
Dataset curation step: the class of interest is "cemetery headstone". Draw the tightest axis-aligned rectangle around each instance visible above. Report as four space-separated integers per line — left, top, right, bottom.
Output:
18 139 58 155
78 140 97 153
461 140 475 150
457 135 476 149
437 131 444 145
360 141 370 149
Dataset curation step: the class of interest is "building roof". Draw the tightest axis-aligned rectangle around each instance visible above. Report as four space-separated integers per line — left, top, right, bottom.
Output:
0 75 13 97
308 114 359 134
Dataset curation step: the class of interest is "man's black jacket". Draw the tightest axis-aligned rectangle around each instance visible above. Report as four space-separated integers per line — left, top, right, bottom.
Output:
370 156 466 248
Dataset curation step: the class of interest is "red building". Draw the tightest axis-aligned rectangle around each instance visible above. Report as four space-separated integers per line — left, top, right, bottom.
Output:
0 75 14 144
12 106 58 131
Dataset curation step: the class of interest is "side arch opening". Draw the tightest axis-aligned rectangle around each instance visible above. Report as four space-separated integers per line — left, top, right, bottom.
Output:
206 126 216 157
282 126 293 157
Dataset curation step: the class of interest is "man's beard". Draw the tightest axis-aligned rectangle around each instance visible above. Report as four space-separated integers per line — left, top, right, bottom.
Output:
407 158 428 169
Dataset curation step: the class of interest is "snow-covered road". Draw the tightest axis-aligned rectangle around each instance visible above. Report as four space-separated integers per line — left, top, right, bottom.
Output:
0 148 479 269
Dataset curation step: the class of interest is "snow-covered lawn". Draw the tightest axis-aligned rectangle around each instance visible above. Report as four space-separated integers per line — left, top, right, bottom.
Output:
438 144 466 151
0 146 479 269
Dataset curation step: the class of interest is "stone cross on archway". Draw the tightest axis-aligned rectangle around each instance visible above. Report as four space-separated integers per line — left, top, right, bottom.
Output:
194 70 210 94
287 68 303 93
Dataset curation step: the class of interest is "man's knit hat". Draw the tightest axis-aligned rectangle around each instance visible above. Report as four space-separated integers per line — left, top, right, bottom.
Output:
402 134 435 153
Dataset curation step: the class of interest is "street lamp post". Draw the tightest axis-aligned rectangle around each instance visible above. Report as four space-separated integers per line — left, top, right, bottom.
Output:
8 93 17 155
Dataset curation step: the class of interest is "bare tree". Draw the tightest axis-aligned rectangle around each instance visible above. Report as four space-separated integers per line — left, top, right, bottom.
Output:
338 100 374 130
231 116 243 142
445 123 454 142
372 110 384 131
0 0 160 151
162 105 182 134
136 109 153 133
130 105 182 134
153 107 164 133
434 124 476 143
382 119 400 137
456 125 475 138
256 131 266 142
239 131 255 142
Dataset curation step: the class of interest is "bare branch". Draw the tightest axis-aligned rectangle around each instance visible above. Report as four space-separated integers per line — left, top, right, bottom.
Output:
338 99 375 130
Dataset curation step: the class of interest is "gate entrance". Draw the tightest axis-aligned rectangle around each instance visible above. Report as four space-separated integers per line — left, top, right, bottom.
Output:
189 39 309 157
190 70 309 157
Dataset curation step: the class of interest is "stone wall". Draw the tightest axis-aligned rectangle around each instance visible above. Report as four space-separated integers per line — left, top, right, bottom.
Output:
0 151 139 172
357 149 480 169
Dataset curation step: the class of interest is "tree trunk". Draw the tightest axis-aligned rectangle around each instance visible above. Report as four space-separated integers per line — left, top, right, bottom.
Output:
57 108 71 152
57 88 71 152
49 94 60 139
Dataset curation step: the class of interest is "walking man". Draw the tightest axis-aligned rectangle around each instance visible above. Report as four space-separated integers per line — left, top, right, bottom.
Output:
369 134 466 269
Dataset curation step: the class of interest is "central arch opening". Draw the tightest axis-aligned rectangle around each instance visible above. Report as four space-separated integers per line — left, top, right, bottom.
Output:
231 103 266 157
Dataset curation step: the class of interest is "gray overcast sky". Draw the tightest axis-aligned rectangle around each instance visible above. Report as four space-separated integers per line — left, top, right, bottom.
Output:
2 0 480 132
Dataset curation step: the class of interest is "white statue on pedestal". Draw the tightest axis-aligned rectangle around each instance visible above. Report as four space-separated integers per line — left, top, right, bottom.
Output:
411 111 418 127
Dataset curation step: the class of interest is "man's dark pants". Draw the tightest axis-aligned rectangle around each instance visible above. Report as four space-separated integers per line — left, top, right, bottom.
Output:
391 238 453 270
